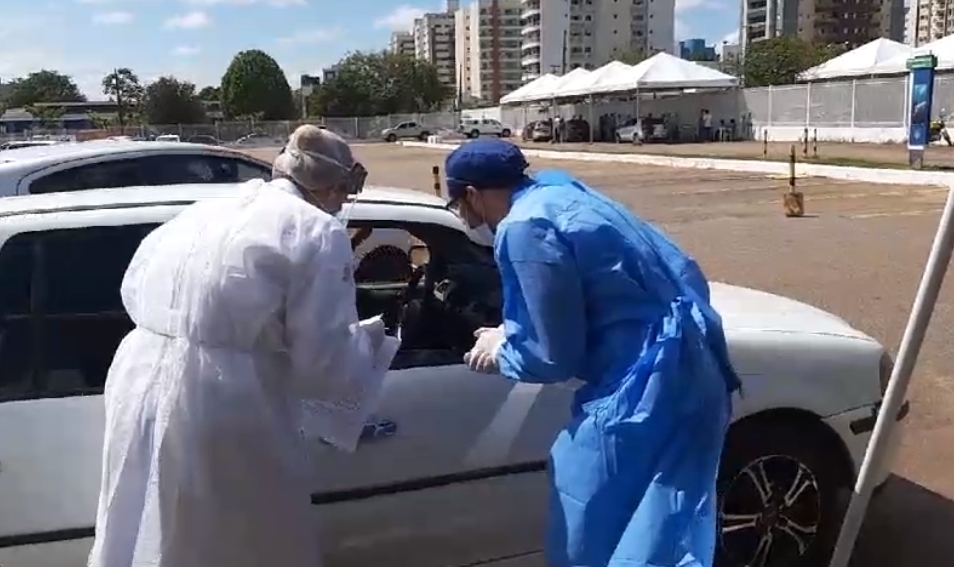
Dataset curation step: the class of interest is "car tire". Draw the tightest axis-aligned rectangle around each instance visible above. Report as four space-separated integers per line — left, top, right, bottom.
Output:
470 129 481 139
419 131 430 141
615 133 622 143
501 129 511 138
715 418 851 567
385 133 397 143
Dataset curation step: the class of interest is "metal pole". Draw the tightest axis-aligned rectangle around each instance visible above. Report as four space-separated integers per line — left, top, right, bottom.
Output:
828 185 954 567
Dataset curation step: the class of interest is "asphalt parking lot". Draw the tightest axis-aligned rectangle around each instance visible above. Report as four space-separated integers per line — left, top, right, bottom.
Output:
247 144 954 566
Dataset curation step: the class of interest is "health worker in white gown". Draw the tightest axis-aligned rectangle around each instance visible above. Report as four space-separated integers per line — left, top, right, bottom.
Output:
87 125 400 567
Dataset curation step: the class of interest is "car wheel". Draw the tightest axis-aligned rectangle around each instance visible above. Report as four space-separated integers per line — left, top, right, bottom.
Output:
385 133 397 143
419 131 430 141
615 133 622 143
501 129 511 137
716 419 851 567
471 129 481 139
354 245 413 283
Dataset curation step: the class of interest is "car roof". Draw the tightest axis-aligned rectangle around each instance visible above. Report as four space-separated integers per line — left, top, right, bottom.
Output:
0 140 229 165
0 182 470 237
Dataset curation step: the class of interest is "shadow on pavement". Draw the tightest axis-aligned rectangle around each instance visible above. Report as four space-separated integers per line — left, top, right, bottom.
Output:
849 475 954 566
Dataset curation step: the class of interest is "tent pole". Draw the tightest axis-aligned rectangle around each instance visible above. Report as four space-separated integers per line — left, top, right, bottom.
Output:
828 185 954 567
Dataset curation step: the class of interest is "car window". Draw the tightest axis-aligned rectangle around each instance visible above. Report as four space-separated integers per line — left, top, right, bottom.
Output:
0 236 35 397
0 224 158 400
139 155 271 185
30 159 145 194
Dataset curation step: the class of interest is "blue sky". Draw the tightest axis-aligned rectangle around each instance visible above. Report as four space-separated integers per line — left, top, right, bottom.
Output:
0 0 739 100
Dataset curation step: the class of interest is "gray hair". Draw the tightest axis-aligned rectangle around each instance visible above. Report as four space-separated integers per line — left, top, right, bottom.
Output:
272 125 355 192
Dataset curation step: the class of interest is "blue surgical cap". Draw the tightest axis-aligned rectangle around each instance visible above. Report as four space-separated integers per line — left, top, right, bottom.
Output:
444 139 529 201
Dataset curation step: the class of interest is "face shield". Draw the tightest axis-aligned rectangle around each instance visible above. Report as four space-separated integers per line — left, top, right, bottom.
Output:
278 145 368 224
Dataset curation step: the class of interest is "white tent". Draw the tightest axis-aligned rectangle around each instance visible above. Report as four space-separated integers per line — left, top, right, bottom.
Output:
524 67 592 101
799 38 913 80
579 52 738 96
499 73 558 104
874 33 954 74
558 61 634 98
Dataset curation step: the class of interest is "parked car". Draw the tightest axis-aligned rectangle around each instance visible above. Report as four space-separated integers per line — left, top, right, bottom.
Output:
154 134 181 143
0 140 273 198
615 118 643 144
521 121 538 141
233 132 285 147
459 118 512 139
0 183 907 567
0 140 63 151
381 122 432 143
186 134 222 145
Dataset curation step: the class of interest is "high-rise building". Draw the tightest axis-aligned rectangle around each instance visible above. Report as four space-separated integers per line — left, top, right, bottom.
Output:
741 0 902 48
915 0 954 44
679 38 716 61
389 31 415 57
519 0 676 84
454 0 523 103
413 1 459 93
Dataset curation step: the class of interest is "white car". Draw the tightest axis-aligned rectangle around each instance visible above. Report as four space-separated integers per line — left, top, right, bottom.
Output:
0 184 908 567
459 118 512 139
381 121 432 143
615 118 643 144
154 134 181 143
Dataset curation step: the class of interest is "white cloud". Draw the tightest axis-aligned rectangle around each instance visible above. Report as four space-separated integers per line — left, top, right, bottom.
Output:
675 0 721 10
373 4 427 31
93 11 134 24
163 11 211 29
721 30 740 44
181 0 305 5
674 18 689 40
277 27 343 44
173 45 201 56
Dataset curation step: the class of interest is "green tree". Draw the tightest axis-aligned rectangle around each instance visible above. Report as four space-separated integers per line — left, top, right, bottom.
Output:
617 51 648 65
310 51 448 117
220 50 295 120
6 70 85 108
198 85 221 101
25 105 65 129
102 68 144 131
742 37 847 87
142 76 206 124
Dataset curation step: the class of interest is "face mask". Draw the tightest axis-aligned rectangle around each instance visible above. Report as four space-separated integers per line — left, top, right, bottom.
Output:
336 191 361 228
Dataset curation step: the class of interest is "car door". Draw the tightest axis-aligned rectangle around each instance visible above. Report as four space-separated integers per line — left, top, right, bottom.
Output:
0 223 156 567
311 223 572 567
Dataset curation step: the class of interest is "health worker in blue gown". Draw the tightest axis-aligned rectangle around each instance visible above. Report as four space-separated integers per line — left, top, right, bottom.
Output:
444 139 742 567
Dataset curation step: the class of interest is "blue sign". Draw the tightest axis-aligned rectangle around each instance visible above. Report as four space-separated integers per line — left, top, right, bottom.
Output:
908 60 937 151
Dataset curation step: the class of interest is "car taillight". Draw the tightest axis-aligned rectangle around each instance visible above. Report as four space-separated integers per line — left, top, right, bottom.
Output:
879 351 895 395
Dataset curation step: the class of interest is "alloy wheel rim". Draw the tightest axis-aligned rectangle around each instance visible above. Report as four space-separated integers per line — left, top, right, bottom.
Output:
719 455 822 567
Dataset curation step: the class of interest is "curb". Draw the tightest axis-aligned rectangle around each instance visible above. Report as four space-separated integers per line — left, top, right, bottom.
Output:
399 141 954 188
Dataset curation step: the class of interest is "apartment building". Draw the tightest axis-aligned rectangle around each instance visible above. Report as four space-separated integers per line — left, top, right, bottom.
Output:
915 0 954 44
741 0 903 48
389 31 415 57
454 0 523 103
520 0 676 83
413 1 459 93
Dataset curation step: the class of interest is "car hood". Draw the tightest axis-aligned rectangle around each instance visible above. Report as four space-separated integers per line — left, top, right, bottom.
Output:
710 282 871 340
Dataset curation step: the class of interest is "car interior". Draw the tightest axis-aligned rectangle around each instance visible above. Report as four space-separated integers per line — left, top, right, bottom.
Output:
348 220 503 370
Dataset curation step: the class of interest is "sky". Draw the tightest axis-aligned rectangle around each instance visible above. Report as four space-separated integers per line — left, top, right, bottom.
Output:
0 0 741 100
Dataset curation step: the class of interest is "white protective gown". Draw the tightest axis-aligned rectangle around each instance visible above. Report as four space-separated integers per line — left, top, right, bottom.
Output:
88 178 397 567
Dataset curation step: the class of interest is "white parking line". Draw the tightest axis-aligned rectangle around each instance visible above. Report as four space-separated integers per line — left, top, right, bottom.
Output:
846 208 944 219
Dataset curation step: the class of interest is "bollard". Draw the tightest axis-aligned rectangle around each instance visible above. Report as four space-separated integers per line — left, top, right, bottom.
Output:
784 145 805 217
432 165 442 198
762 129 768 158
802 127 809 157
812 128 818 159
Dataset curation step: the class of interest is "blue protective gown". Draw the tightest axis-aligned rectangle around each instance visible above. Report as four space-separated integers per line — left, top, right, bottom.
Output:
493 169 741 567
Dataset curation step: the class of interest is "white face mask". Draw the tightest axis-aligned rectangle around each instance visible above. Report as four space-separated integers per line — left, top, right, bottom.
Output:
336 191 361 228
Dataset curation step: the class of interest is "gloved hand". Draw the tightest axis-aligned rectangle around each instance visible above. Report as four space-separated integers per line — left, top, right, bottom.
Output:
463 326 504 374
359 315 387 353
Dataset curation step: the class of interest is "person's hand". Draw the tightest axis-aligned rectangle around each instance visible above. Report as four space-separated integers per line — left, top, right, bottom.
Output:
464 326 504 374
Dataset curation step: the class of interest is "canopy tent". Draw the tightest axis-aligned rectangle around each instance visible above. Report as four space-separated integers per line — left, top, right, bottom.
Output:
499 73 558 104
523 67 592 102
798 38 914 80
874 32 954 74
559 61 635 98
576 52 738 96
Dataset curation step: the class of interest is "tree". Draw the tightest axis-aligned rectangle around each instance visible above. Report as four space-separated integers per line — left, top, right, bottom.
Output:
6 70 85 108
309 51 448 117
102 68 144 130
742 37 847 87
220 50 295 120
25 105 65 128
142 76 206 124
617 51 648 65
198 85 221 101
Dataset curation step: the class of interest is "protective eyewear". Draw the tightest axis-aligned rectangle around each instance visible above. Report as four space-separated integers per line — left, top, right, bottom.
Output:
278 145 366 195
